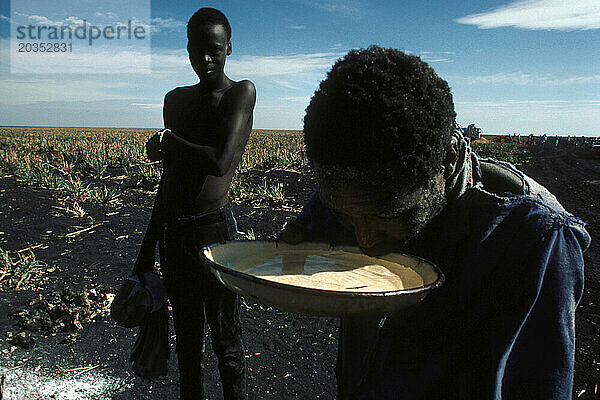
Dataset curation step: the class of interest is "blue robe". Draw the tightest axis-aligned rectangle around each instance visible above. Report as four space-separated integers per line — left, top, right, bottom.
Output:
295 157 590 399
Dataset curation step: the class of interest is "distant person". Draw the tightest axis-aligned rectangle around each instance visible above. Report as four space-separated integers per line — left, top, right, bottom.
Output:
281 46 589 399
134 7 255 400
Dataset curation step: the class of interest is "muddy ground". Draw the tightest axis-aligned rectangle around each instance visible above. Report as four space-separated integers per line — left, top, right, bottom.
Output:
0 146 598 399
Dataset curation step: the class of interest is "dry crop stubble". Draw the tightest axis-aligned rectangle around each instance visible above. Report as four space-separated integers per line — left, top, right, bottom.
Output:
2 127 598 398
0 247 47 290
0 127 311 291
0 127 312 297
1 128 539 215
0 127 308 193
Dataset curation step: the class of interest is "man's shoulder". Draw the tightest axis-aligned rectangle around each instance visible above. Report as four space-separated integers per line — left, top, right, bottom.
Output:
230 79 255 91
164 85 196 104
223 80 256 102
448 185 590 261
165 81 255 104
464 160 588 242
474 157 566 215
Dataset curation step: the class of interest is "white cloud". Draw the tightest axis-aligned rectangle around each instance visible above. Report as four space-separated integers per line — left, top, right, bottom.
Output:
0 14 10 22
12 12 151 33
280 96 311 102
93 11 119 20
5 14 152 74
149 49 194 82
131 103 163 109
458 99 600 106
414 51 455 63
125 17 152 35
421 57 453 63
466 72 600 86
14 12 61 26
318 2 364 19
148 50 340 90
288 25 307 30
65 16 85 25
11 48 151 74
456 0 600 30
226 52 342 78
271 79 300 89
12 12 96 28
560 76 600 85
151 49 188 68
297 0 366 19
151 17 185 32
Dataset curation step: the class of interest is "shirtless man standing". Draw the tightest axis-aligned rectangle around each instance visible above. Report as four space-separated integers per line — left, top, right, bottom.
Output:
134 8 255 400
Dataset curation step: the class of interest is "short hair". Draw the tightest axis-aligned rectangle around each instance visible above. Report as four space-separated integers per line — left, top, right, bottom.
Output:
304 46 456 187
187 7 231 41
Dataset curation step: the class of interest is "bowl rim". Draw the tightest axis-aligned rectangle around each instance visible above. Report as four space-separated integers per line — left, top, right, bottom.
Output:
203 240 445 298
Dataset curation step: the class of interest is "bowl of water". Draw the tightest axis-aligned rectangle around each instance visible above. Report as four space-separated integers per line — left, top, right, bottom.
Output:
203 240 444 317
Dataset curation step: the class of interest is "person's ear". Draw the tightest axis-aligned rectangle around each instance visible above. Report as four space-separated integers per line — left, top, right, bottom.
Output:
443 136 459 180
227 41 232 56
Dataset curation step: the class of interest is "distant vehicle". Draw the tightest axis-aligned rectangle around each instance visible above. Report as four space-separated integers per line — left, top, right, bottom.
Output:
461 124 481 140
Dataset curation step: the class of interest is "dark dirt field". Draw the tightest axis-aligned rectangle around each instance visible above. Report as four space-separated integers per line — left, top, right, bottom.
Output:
0 146 598 399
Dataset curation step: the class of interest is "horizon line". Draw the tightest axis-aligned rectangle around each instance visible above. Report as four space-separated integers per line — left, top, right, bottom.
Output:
0 125 596 137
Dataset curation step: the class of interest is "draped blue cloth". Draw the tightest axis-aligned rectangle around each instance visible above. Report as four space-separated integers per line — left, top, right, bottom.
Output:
295 156 589 400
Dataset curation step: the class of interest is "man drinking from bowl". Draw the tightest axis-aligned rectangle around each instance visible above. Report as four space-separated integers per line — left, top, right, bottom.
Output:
281 46 589 399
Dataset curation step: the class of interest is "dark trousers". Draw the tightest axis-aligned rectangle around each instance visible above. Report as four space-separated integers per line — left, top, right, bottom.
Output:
161 203 246 400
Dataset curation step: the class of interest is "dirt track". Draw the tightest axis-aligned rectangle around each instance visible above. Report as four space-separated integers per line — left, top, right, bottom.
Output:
0 147 598 399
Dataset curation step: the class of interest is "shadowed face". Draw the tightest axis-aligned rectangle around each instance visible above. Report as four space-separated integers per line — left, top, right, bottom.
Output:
317 165 447 256
187 23 231 82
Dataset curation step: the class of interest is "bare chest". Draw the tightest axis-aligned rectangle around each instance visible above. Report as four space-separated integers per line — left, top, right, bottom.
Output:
170 90 227 145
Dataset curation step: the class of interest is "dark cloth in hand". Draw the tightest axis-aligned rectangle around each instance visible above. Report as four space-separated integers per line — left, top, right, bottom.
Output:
130 305 170 379
111 272 170 379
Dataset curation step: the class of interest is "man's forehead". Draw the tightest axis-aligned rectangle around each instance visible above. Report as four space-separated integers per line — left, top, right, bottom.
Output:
316 163 416 191
317 171 429 216
319 183 387 213
188 24 229 42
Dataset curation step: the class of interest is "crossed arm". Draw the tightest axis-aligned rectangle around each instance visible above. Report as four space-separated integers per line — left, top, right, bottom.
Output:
134 81 256 274
147 80 256 177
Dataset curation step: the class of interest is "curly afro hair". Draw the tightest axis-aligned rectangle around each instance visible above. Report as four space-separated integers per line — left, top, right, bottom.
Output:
304 46 456 187
187 8 231 41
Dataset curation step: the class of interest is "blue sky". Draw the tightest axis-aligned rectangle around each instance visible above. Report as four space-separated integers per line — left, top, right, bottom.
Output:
0 0 599 136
